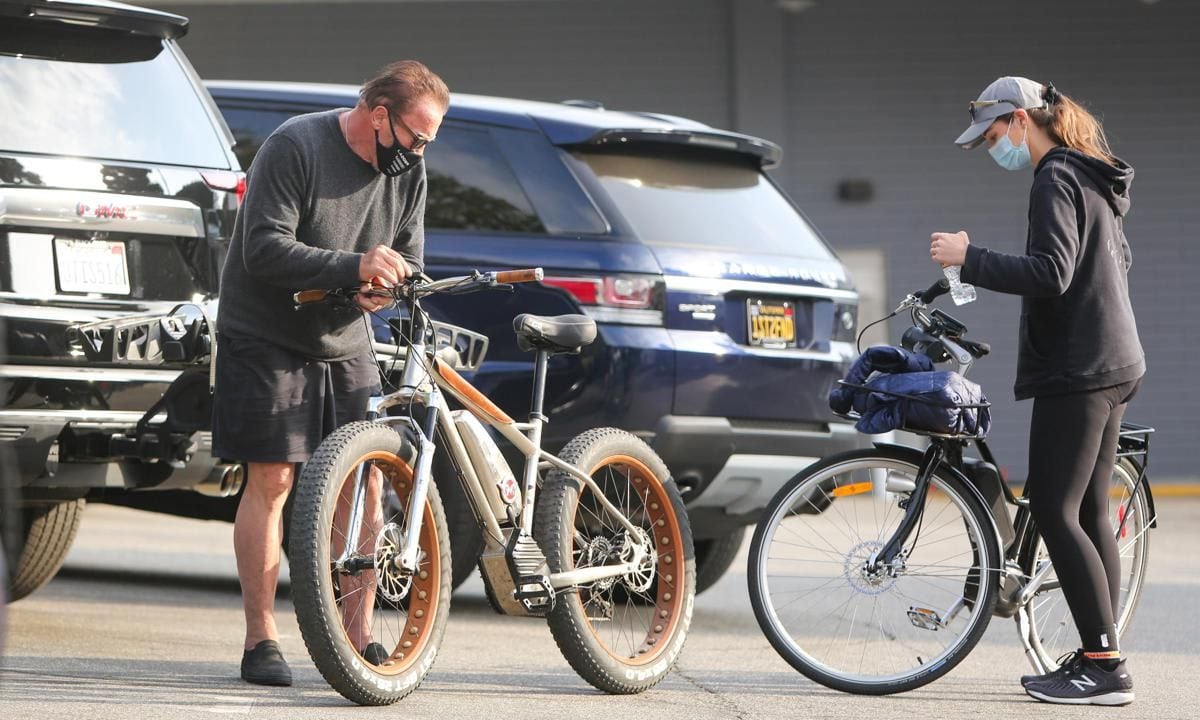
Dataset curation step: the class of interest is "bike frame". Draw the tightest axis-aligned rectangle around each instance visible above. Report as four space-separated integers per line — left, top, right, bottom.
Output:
348 287 646 594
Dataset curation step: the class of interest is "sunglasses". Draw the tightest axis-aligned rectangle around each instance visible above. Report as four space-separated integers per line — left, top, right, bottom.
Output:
393 114 436 152
967 98 1021 122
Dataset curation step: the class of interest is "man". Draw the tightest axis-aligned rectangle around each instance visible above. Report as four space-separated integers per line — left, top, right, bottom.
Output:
212 60 449 686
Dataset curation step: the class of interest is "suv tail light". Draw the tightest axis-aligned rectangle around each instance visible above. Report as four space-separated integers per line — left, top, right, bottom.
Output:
200 170 247 206
543 275 663 326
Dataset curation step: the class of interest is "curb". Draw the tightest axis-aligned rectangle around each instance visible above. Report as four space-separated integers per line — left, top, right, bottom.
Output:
1007 483 1200 498
1145 484 1200 498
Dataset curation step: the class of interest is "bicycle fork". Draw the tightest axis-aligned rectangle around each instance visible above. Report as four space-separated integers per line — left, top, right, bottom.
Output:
862 443 978 632
867 443 944 572
396 406 439 575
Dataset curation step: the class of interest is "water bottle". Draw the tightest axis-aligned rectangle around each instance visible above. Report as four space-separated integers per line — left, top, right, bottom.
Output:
943 265 977 305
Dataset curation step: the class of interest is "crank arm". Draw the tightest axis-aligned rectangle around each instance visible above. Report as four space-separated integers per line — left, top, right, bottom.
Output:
1016 606 1052 675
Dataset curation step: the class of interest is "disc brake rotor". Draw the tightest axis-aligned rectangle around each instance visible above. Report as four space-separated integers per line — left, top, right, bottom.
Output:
844 540 900 595
375 522 412 602
621 527 657 593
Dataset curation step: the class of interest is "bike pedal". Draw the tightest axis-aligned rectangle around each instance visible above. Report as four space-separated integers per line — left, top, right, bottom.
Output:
907 606 945 631
513 575 556 614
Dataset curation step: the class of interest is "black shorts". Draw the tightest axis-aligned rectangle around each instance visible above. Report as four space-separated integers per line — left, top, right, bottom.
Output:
211 332 381 464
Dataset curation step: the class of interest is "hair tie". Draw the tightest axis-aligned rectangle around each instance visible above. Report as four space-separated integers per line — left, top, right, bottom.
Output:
1043 82 1060 107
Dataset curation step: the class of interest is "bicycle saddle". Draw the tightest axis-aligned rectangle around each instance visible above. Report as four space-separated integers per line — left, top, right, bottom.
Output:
513 314 597 354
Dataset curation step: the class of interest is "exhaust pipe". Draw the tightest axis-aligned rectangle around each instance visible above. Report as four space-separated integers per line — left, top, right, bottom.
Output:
195 463 245 498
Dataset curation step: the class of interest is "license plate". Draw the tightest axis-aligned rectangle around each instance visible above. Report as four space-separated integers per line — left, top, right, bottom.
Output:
747 298 796 348
54 238 131 295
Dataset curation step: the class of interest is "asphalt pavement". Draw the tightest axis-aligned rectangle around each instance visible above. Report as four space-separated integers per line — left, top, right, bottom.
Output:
1 499 1198 719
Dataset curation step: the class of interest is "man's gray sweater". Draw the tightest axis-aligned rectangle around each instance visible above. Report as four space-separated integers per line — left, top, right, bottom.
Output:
217 109 426 360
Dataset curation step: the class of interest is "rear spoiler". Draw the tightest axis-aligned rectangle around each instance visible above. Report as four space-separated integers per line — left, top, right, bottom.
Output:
568 128 783 169
1 0 189 39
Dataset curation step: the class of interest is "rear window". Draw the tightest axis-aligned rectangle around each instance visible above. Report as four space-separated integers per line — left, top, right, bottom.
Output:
217 103 312 173
575 149 831 258
0 21 230 168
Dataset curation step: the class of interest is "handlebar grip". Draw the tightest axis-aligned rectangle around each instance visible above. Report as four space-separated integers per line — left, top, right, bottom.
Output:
494 268 544 284
293 289 330 305
958 338 991 358
917 278 951 304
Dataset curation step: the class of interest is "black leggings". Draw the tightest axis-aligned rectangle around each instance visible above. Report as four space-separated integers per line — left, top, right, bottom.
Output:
1025 378 1140 652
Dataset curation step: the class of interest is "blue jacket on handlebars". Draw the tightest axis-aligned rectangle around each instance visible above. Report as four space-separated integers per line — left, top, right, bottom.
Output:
829 346 991 436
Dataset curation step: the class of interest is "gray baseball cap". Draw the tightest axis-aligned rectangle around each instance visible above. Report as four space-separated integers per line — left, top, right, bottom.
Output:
956 76 1047 149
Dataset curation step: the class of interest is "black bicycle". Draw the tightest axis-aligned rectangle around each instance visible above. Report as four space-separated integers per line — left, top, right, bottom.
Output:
746 279 1155 694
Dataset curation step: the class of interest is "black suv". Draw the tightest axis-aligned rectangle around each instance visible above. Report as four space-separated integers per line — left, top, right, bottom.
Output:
0 1 243 601
206 81 863 593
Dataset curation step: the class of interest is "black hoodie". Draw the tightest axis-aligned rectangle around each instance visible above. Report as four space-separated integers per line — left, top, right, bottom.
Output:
961 147 1145 400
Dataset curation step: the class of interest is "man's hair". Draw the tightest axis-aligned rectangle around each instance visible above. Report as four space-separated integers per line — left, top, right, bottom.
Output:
360 60 450 119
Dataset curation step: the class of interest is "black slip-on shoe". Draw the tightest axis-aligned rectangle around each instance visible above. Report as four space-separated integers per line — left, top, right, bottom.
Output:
240 639 293 687
362 642 390 666
1024 656 1134 706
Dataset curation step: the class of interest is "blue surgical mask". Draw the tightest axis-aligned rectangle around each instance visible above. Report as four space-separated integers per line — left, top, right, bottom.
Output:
988 120 1031 171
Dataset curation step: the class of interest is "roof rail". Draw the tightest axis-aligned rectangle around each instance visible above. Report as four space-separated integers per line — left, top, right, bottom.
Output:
560 99 605 110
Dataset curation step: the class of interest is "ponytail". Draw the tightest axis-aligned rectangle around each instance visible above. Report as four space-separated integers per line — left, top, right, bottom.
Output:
1028 83 1116 165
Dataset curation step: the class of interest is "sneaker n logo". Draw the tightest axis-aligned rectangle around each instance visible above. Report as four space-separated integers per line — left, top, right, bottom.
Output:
1070 674 1097 692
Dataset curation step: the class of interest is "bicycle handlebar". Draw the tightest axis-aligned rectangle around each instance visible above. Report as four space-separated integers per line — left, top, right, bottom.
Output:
957 337 991 358
916 278 951 304
292 268 546 308
292 284 392 307
891 277 991 365
293 289 332 306
494 268 544 284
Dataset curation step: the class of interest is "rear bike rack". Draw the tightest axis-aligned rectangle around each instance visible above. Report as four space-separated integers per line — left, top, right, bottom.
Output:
1116 422 1156 533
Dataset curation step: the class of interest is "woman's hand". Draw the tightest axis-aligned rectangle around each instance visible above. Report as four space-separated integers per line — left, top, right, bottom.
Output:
930 231 970 267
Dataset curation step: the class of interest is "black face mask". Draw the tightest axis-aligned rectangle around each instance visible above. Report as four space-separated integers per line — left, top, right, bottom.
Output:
374 117 423 177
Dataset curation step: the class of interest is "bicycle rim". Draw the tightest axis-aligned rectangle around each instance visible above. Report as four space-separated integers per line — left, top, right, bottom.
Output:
571 454 687 665
1023 459 1150 669
327 450 442 676
750 453 998 693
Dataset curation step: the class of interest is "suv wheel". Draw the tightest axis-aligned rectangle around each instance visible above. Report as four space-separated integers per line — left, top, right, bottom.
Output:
8 500 85 603
693 527 747 594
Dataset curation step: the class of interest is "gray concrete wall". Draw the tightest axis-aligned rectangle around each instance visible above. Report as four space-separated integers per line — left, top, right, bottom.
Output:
173 0 734 126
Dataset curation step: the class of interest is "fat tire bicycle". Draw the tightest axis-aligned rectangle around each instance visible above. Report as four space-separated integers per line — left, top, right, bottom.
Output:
746 278 1155 694
287 269 695 705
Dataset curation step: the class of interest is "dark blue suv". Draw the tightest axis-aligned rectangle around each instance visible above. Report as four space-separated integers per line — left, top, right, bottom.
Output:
206 81 863 592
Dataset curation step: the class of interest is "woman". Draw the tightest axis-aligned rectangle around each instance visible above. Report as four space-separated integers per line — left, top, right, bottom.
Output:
930 76 1144 706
